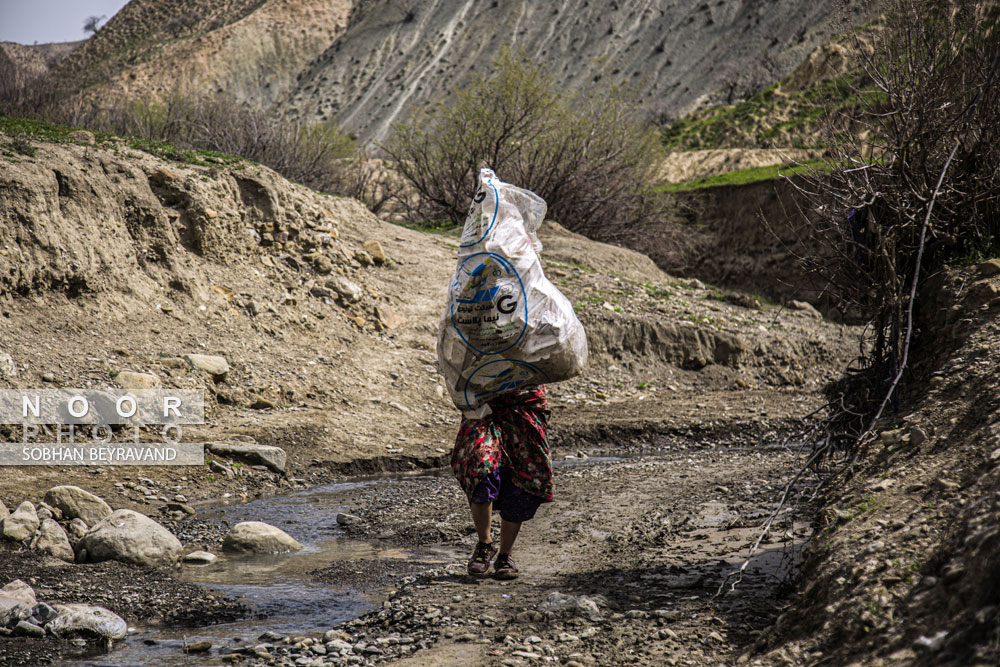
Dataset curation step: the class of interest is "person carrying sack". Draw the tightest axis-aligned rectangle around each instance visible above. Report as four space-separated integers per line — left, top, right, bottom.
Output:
436 169 587 578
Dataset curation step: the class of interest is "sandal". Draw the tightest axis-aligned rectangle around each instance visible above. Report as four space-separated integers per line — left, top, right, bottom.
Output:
493 553 519 580
467 541 497 576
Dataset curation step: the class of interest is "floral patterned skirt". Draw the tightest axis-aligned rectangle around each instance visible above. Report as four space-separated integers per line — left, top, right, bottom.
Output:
451 385 554 504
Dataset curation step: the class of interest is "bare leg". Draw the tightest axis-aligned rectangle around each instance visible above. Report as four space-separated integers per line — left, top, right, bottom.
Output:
498 519 521 554
470 501 493 543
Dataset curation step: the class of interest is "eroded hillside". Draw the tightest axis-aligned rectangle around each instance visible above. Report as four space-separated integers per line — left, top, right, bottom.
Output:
33 0 877 144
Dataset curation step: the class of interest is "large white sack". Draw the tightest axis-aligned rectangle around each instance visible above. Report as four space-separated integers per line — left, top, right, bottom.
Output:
437 168 588 418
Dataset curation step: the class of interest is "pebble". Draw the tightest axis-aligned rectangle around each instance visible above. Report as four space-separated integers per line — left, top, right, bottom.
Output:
182 551 218 564
511 650 542 659
336 513 362 526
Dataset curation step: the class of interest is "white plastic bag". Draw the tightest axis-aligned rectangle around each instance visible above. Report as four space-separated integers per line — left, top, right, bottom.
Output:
437 168 588 418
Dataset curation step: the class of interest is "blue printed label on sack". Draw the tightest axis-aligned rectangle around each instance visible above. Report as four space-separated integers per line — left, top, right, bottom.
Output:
464 360 550 405
450 252 528 355
459 178 499 248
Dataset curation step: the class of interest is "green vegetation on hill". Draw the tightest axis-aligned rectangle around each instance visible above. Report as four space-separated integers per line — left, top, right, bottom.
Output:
661 74 877 151
656 158 832 192
0 115 246 167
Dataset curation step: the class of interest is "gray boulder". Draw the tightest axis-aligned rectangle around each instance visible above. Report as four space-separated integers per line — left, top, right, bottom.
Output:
0 597 31 628
0 580 36 607
222 521 303 554
78 509 182 567
30 519 74 562
47 603 127 640
0 580 36 628
205 442 287 474
2 501 39 542
0 499 8 521
43 486 112 526
14 620 45 637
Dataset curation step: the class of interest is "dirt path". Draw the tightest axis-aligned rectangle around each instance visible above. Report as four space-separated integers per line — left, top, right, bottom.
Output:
323 441 813 667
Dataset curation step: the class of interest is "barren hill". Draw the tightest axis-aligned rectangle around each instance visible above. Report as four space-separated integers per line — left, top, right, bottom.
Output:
50 0 352 109
36 0 875 144
285 0 872 143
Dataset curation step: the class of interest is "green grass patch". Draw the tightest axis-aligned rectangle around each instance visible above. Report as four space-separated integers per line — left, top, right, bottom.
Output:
660 73 874 151
656 158 832 192
0 114 246 168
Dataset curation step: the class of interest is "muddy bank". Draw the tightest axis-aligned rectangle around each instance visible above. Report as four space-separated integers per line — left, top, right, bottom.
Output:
754 265 1000 667
0 549 248 666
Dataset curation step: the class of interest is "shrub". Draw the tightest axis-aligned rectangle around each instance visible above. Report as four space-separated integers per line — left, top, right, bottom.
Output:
381 49 671 241
802 0 1000 454
0 68 362 198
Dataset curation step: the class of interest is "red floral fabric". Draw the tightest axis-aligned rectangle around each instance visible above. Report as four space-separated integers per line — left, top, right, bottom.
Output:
451 385 553 502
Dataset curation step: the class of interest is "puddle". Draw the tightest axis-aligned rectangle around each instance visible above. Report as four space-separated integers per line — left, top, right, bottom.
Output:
61 477 453 666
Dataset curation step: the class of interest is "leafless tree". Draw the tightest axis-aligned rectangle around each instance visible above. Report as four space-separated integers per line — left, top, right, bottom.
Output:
83 15 106 36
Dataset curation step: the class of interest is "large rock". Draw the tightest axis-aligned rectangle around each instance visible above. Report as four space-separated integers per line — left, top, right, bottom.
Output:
78 509 182 567
222 521 303 554
0 580 36 607
47 603 127 640
0 597 31 628
30 519 74 562
43 486 113 526
205 442 287 474
2 501 39 542
115 370 161 389
0 579 37 628
182 354 230 377
0 499 8 522
326 276 362 304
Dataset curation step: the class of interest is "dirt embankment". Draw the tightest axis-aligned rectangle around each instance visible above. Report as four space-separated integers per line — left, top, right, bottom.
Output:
753 261 1000 666
637 175 837 316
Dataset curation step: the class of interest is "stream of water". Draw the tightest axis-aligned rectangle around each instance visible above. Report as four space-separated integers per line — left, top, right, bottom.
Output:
61 448 742 665
62 474 457 666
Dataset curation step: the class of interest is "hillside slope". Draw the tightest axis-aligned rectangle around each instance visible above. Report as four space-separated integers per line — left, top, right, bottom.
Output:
285 0 872 142
32 0 876 144
755 264 1000 666
51 0 352 109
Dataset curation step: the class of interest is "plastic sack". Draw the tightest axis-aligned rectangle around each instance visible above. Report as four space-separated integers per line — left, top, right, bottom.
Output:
437 168 588 418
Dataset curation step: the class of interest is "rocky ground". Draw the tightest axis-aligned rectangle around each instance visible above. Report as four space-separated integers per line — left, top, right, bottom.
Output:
320 440 815 667
0 128 922 667
1 428 822 666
